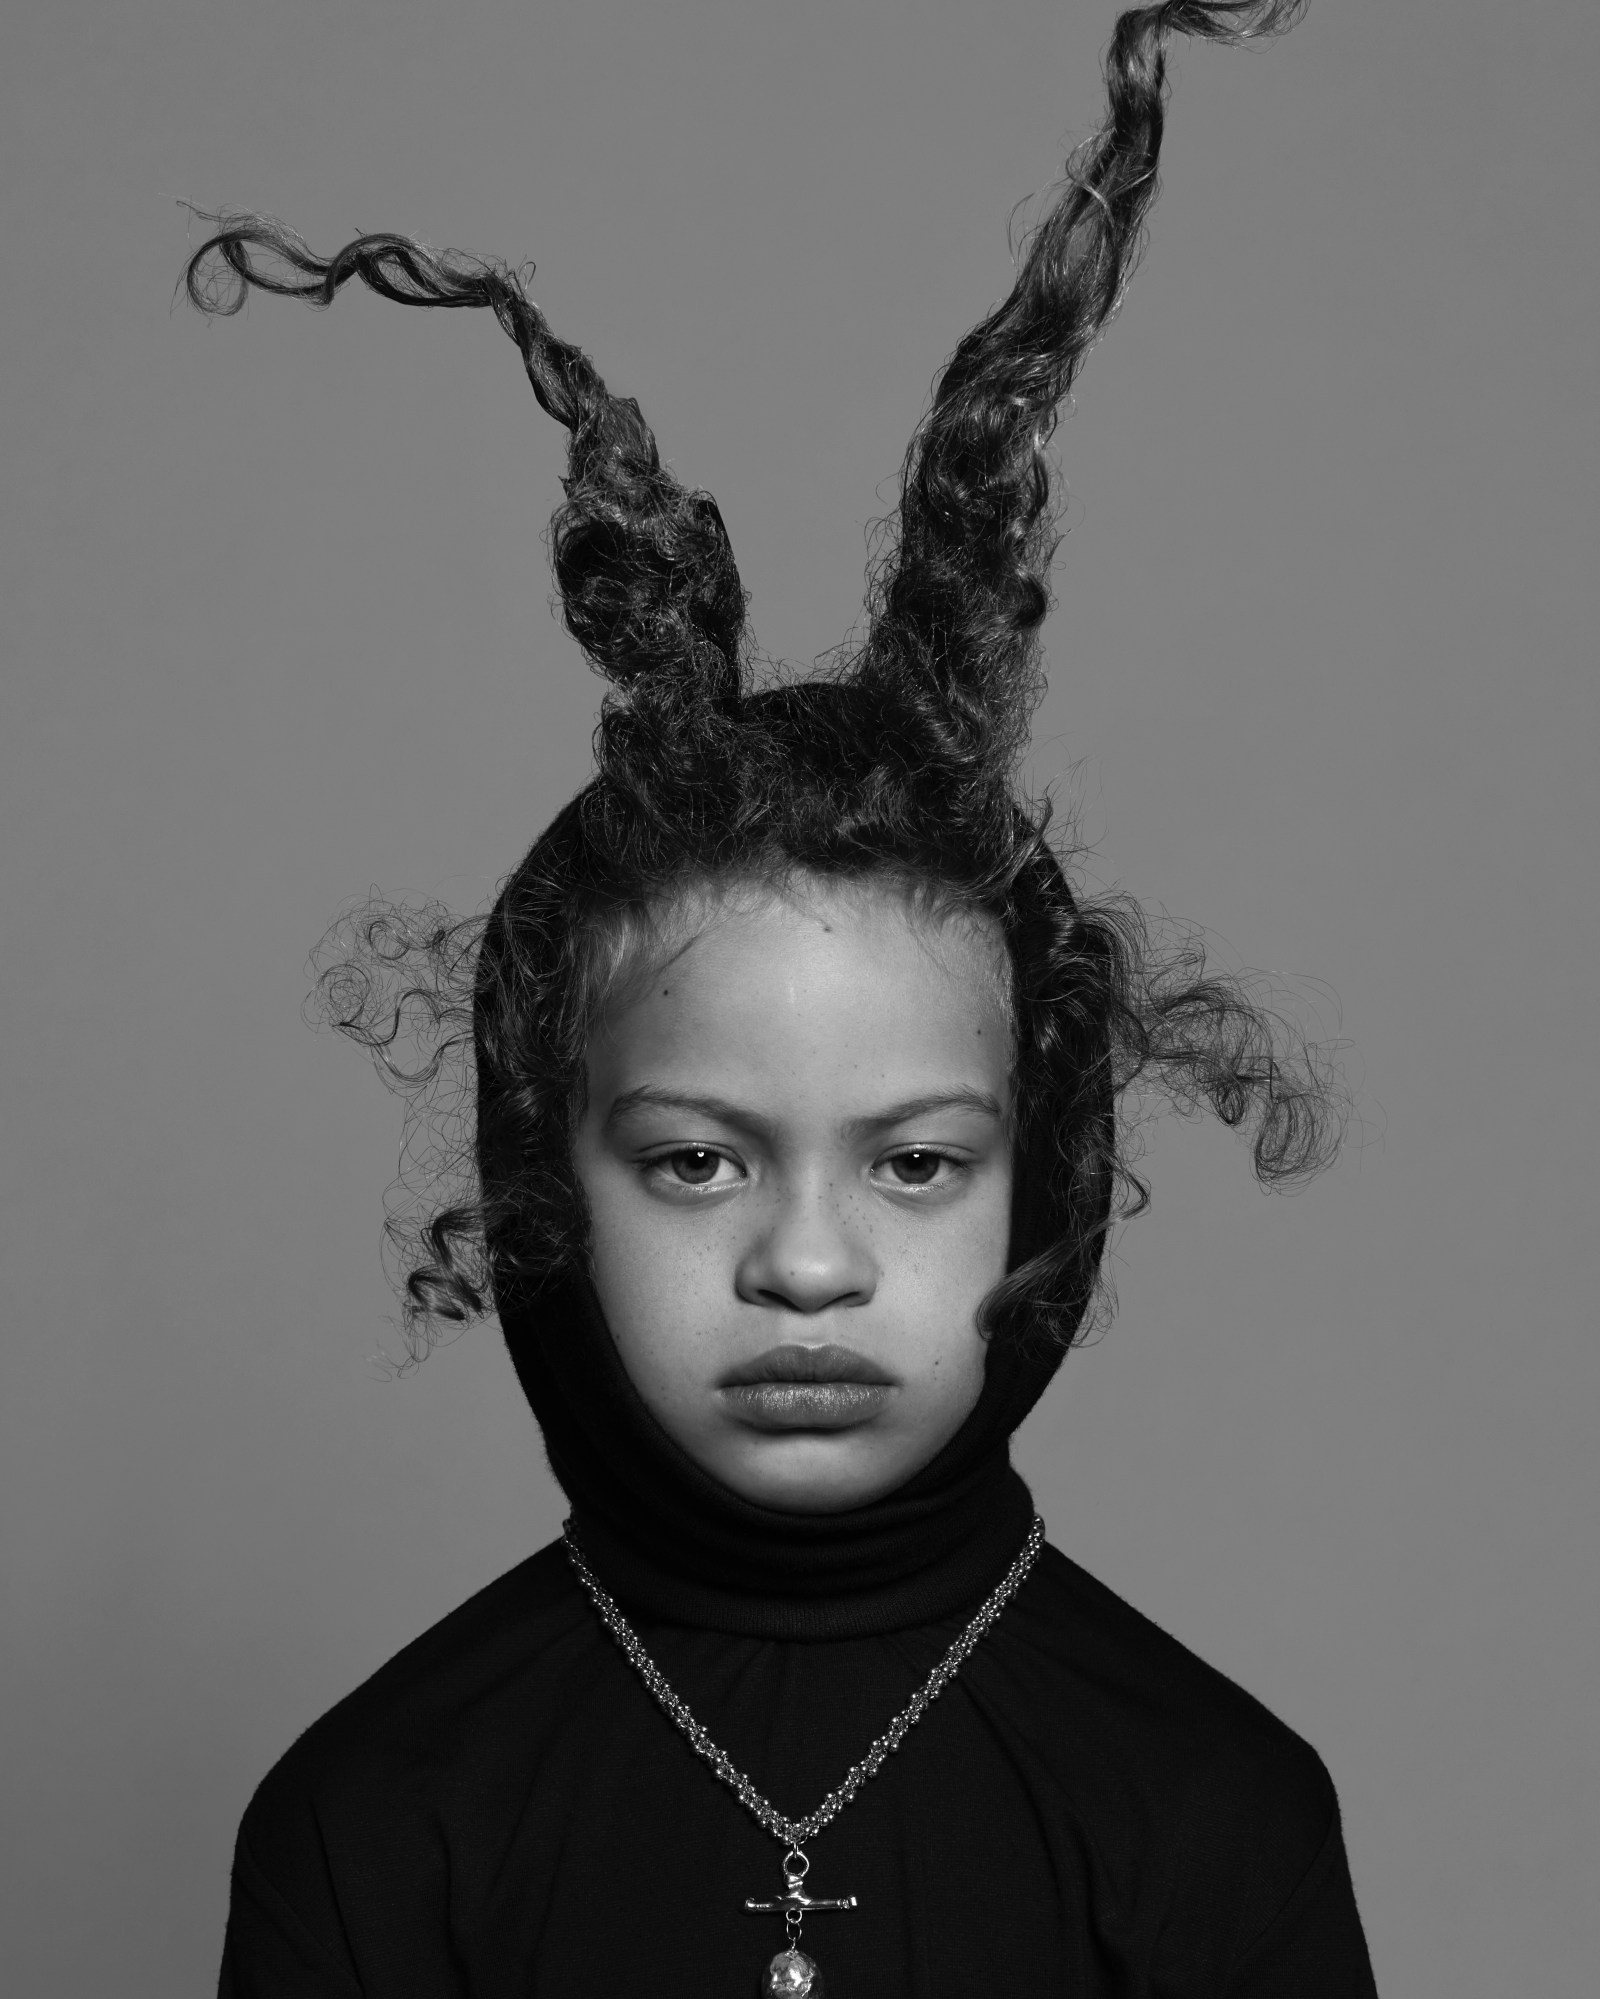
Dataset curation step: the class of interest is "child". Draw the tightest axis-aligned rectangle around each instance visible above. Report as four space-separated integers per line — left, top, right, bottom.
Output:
188 3 1377 1992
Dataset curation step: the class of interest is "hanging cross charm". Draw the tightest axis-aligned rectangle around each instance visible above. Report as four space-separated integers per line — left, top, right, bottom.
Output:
746 1849 855 1999
745 1846 858 1922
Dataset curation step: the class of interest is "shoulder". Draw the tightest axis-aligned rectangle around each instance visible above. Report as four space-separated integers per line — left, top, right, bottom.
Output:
240 1541 593 1849
1011 1542 1337 1821
976 1542 1348 1971
223 1543 621 1985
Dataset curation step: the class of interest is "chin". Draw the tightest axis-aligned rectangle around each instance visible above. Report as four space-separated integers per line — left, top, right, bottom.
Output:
718 1437 917 1515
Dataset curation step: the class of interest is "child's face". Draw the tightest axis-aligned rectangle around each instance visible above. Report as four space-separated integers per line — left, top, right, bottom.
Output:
573 880 1014 1513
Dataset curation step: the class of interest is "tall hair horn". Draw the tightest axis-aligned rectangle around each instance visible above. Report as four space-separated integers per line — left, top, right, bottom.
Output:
182 210 748 697
860 1 1306 767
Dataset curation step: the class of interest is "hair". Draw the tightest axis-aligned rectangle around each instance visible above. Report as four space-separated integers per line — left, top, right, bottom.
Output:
186 1 1333 1360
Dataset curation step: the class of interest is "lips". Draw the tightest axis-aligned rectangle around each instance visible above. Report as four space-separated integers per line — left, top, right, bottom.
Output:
719 1343 896 1431
723 1344 894 1386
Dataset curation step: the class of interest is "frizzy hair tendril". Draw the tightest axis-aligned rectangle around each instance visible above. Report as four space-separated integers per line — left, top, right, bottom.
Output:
862 1 1305 775
182 211 747 699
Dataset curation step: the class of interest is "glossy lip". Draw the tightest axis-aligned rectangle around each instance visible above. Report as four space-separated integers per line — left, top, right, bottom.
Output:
721 1343 895 1387
718 1344 896 1431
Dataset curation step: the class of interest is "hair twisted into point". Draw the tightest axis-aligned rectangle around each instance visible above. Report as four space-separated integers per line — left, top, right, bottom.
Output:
861 2 1305 776
186 2 1332 1360
184 214 747 697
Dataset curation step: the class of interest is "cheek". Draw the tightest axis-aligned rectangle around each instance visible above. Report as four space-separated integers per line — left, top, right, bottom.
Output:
886 1181 1011 1347
901 1222 1000 1304
582 1174 728 1391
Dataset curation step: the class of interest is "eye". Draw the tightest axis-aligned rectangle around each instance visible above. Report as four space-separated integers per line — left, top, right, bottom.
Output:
875 1148 961 1190
643 1146 744 1192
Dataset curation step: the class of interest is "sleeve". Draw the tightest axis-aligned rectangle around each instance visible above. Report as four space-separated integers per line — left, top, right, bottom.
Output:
1221 1807 1379 1998
217 1821 365 1999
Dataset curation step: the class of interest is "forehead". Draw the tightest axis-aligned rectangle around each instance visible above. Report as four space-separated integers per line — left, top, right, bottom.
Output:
585 880 1014 1109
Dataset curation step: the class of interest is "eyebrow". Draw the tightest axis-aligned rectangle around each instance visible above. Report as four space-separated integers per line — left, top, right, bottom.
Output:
603 1086 1006 1139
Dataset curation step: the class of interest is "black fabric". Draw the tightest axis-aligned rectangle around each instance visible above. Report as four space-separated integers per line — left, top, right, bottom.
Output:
218 1277 1379 1997
219 1542 1375 1997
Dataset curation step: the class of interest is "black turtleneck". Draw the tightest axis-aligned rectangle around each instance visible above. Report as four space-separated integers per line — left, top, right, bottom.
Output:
218 1273 1378 1997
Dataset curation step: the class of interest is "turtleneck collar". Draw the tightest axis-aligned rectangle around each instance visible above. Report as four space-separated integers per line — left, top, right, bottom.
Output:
496 1268 1064 1639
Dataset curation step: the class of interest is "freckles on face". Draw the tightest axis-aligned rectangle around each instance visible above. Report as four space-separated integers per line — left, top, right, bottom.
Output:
571 881 1015 1514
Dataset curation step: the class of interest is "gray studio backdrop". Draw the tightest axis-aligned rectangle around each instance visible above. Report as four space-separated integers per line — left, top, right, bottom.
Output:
4 2 1595 1993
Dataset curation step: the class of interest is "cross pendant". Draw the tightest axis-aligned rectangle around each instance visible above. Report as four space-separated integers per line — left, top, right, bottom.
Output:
744 1848 858 1921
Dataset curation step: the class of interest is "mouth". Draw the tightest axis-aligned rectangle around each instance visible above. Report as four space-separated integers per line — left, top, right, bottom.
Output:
718 1343 896 1431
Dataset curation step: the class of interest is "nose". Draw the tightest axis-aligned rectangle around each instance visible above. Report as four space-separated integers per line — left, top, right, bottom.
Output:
734 1171 878 1315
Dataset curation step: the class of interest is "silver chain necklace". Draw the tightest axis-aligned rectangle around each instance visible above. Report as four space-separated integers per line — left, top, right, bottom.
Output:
563 1512 1045 1998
